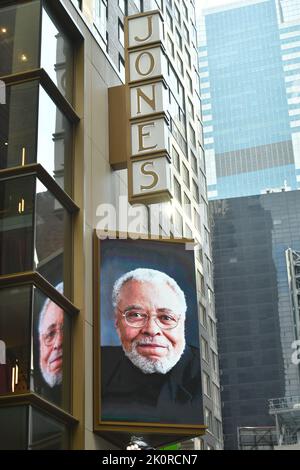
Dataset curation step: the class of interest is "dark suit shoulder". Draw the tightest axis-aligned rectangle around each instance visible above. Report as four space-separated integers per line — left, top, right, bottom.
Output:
101 346 124 385
101 345 123 361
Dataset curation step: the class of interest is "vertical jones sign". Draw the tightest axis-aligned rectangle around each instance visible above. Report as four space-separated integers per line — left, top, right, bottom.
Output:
125 11 172 205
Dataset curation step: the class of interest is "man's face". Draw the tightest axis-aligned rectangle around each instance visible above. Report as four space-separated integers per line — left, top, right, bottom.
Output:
115 280 185 374
39 302 64 387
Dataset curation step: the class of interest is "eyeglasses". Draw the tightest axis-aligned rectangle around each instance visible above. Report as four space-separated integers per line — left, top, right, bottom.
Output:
120 309 180 330
42 324 63 346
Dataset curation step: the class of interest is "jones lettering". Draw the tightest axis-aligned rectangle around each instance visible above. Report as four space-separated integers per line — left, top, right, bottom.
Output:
137 85 156 114
140 161 159 190
135 51 155 77
138 122 158 152
134 16 153 43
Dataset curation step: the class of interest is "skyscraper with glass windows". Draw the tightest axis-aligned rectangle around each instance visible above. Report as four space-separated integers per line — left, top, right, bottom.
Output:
0 0 222 451
198 0 300 450
198 0 300 200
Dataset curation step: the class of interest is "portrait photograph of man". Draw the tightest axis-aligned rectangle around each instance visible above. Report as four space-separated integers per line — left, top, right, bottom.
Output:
98 238 203 426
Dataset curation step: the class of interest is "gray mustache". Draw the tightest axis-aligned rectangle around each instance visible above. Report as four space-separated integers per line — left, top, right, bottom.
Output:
135 338 169 348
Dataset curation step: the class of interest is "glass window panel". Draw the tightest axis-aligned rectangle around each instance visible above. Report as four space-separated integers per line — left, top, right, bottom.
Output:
174 209 183 237
200 303 207 328
193 180 200 202
191 151 198 175
205 407 212 430
119 55 125 82
118 0 125 14
29 406 69 449
0 82 72 195
182 163 190 187
0 286 32 396
35 180 72 296
33 287 71 411
41 5 74 103
0 406 28 450
184 193 191 218
172 146 180 172
93 0 108 43
0 176 35 276
0 175 71 290
0 1 41 78
173 176 182 203
118 20 124 47
0 80 39 170
37 85 73 194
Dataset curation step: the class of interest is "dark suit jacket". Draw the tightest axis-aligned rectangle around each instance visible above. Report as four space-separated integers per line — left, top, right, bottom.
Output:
101 345 203 424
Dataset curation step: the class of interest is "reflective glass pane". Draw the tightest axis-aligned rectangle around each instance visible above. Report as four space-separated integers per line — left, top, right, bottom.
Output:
37 86 72 193
41 5 74 103
0 82 72 193
0 286 32 395
35 180 72 295
0 1 40 78
0 406 28 450
29 407 69 450
33 288 71 411
0 81 39 169
0 176 35 275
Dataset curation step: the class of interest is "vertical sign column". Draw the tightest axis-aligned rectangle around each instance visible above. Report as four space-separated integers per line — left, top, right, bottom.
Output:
125 11 173 205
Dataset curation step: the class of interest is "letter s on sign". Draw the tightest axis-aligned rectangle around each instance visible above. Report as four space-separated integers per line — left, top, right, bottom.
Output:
140 161 159 190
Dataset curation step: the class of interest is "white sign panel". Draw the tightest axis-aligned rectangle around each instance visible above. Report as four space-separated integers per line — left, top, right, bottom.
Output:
124 10 173 204
130 81 168 119
128 13 163 49
129 47 167 83
132 157 171 196
131 118 169 157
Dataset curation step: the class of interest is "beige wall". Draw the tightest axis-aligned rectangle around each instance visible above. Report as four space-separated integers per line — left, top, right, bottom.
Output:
62 0 132 450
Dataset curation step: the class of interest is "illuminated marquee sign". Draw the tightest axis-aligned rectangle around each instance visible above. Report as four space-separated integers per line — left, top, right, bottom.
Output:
125 11 172 205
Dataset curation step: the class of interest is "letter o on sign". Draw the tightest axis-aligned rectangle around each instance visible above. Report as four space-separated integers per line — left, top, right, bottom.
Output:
135 51 155 77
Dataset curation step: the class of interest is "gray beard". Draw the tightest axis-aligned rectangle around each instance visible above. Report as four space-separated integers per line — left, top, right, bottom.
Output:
41 368 62 388
123 338 186 374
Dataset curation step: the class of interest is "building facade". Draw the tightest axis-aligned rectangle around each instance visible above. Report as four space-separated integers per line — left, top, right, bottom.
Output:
198 0 300 200
196 0 300 450
210 191 300 449
0 0 222 450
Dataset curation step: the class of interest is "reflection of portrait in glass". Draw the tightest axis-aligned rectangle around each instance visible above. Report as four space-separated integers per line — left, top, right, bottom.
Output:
38 283 63 388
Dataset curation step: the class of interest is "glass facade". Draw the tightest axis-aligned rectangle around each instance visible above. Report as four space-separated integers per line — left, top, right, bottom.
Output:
0 81 73 193
0 284 72 411
199 0 300 199
0 1 41 77
0 406 69 450
41 4 74 103
0 0 78 450
0 175 72 291
210 190 300 449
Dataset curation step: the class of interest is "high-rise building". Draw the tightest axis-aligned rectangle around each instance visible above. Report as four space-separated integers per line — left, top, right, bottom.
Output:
210 191 300 449
198 0 300 450
0 0 222 450
198 0 300 200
